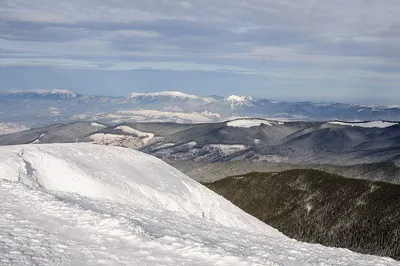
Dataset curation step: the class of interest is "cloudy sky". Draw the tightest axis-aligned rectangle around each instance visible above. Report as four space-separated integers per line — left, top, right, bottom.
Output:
1 0 400 104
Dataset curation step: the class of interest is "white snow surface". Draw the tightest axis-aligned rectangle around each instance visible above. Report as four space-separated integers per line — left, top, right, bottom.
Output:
0 143 272 233
116 109 218 123
0 143 398 266
115 125 154 144
126 91 210 101
227 119 284 128
329 121 398 128
225 95 253 108
226 95 252 102
91 122 106 128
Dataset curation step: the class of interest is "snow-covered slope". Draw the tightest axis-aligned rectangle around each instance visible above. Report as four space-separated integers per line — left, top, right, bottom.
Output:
87 125 156 148
115 125 154 144
0 143 274 233
329 121 398 128
114 109 219 123
225 95 254 108
227 118 284 128
0 143 398 265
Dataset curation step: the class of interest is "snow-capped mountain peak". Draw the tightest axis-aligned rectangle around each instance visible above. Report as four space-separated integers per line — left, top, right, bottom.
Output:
226 95 251 102
48 89 77 98
225 95 254 108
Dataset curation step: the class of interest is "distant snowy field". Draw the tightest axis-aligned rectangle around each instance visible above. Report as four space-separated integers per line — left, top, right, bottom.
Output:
0 143 398 265
329 121 398 128
227 119 284 128
102 109 221 124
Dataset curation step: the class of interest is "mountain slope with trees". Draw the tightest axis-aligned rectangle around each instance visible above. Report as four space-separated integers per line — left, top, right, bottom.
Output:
207 169 400 260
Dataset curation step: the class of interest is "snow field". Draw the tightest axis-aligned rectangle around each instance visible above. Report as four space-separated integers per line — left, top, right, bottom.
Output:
115 125 155 144
0 143 275 234
329 121 398 128
227 119 284 128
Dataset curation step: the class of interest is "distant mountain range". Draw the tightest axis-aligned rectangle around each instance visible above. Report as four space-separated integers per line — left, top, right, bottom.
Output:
1 89 400 126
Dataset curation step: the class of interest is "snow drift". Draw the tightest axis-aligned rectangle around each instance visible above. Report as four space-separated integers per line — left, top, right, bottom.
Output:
0 143 277 235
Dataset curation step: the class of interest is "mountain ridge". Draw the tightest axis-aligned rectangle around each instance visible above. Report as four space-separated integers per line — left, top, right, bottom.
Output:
2 119 400 184
1 90 400 126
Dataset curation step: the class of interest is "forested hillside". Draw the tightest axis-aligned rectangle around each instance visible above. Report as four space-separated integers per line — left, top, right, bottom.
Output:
207 169 400 259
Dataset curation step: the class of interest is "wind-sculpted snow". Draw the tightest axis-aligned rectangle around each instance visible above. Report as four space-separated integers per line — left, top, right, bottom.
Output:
0 143 398 265
0 143 276 234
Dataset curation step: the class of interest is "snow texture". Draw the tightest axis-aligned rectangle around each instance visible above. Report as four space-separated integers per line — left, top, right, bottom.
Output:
0 143 398 266
0 143 272 233
329 121 398 128
227 119 284 128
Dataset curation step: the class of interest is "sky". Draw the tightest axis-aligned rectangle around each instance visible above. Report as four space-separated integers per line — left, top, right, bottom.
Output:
0 0 400 104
